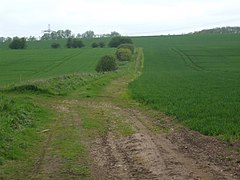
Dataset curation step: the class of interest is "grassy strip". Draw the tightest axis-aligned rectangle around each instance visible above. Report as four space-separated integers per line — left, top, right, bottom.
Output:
4 73 100 96
0 94 51 178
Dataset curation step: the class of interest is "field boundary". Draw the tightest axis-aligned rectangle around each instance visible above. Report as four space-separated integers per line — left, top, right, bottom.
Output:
133 48 144 77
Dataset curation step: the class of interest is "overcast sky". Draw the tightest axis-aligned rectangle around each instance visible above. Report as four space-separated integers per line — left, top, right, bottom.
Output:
0 0 240 37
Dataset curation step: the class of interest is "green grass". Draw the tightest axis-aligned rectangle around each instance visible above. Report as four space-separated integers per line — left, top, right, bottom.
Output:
0 94 50 165
52 110 91 179
130 34 240 140
79 99 136 138
4 73 101 96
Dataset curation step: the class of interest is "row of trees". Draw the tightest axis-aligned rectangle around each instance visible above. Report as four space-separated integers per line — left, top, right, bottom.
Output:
7 35 132 50
0 36 37 43
193 26 240 34
41 29 72 40
52 40 107 49
0 31 121 43
40 30 121 41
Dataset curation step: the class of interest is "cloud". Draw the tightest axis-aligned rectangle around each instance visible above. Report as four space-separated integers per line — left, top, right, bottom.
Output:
0 0 240 37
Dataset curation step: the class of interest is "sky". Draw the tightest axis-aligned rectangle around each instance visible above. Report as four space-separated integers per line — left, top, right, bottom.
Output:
0 0 240 37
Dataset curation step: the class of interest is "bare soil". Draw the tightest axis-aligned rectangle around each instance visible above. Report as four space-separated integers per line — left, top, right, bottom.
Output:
88 101 240 180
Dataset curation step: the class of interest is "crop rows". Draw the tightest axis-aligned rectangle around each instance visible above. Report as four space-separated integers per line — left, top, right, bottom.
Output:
0 48 114 86
130 34 240 140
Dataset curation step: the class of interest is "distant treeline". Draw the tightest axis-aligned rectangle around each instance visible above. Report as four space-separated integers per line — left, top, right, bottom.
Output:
0 30 121 43
192 26 240 34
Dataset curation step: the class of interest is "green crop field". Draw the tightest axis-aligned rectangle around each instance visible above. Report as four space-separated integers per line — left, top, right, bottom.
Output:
130 34 240 140
0 39 114 85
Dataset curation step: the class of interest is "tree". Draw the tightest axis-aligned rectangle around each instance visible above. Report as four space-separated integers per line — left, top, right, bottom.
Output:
0 37 5 43
65 29 72 38
72 39 84 48
27 36 37 41
51 43 61 48
41 33 51 40
66 38 73 48
96 55 117 72
50 31 58 40
108 36 133 47
99 41 105 48
76 33 82 38
82 30 95 38
117 43 134 53
66 38 84 48
56 30 65 39
110 31 121 37
116 48 132 61
9 37 27 49
40 29 73 40
91 42 99 48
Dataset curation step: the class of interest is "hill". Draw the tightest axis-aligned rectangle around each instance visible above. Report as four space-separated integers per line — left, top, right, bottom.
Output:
193 26 240 34
0 34 240 179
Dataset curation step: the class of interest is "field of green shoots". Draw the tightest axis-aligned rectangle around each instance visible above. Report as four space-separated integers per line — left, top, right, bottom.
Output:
131 34 240 140
0 39 114 86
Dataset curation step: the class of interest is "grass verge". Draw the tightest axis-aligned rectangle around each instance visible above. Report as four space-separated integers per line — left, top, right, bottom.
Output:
0 94 51 179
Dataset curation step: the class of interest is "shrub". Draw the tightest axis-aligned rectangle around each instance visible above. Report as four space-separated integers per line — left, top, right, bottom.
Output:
66 38 73 48
9 37 26 49
66 38 84 48
96 55 117 72
51 43 61 48
116 48 132 61
108 36 133 47
91 42 99 48
72 39 84 48
99 41 105 48
117 43 134 53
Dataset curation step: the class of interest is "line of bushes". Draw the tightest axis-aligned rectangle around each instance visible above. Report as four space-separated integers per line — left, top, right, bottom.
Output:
95 37 134 72
66 38 84 48
91 42 106 48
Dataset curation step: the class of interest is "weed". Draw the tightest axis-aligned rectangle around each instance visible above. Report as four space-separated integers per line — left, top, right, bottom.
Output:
0 94 49 164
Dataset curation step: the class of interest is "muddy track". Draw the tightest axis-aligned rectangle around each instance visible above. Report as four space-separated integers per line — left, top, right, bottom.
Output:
31 131 54 179
30 98 240 179
86 100 239 179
